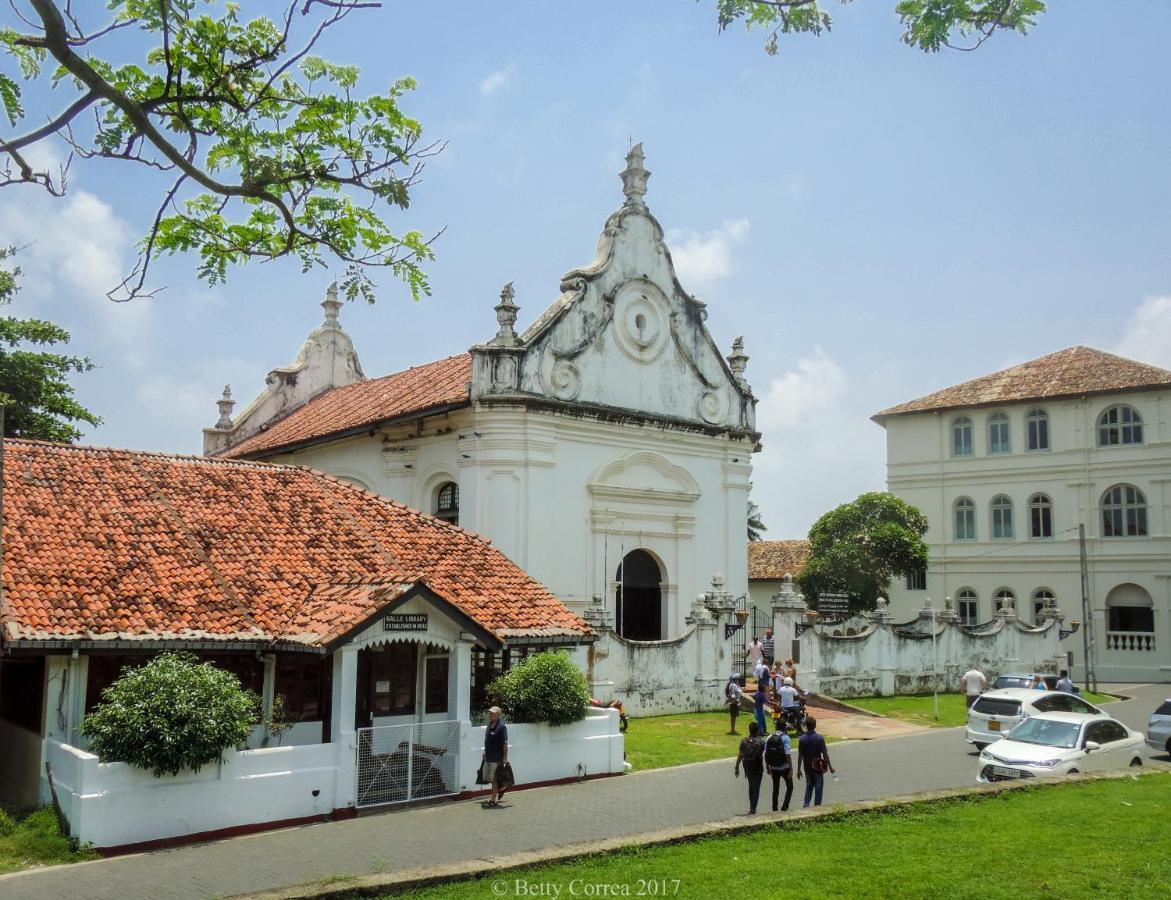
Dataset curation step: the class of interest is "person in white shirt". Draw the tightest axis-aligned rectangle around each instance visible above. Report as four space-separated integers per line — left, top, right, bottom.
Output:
746 637 764 668
753 658 771 685
778 676 800 709
1056 669 1075 694
960 668 987 708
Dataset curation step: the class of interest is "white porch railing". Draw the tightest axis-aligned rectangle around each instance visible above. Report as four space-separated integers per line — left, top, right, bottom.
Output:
1106 631 1156 652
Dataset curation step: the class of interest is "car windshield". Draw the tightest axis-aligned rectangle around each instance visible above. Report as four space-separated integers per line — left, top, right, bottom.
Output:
1156 701 1171 716
1007 718 1081 748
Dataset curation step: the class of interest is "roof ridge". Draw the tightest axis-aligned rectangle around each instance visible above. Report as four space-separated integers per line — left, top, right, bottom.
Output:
2 437 300 471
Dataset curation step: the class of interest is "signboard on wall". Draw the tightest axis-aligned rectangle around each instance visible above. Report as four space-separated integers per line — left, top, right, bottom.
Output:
816 594 852 618
383 613 428 632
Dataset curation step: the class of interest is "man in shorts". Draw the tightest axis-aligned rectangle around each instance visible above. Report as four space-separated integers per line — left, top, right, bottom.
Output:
482 705 509 807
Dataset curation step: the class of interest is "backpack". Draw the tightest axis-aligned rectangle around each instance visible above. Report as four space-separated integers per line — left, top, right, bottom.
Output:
741 737 764 772
765 733 790 771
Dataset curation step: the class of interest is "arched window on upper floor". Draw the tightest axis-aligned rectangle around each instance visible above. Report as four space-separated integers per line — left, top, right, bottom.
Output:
951 416 973 457
988 413 1011 454
991 494 1014 540
1101 484 1147 537
1028 493 1053 539
1097 405 1143 447
1026 408 1049 451
434 481 459 525
954 497 976 541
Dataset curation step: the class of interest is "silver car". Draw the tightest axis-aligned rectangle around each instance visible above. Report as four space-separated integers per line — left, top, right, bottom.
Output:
966 688 1106 749
1147 699 1171 755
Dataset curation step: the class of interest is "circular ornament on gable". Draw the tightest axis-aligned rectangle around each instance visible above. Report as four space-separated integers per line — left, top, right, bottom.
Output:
542 356 582 401
698 388 729 425
612 281 670 364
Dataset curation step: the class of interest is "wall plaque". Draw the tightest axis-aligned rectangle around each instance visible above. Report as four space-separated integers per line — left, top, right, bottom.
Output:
383 613 428 632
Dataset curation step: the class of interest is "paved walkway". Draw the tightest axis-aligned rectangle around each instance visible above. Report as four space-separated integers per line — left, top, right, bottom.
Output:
813 705 932 740
3 684 1164 900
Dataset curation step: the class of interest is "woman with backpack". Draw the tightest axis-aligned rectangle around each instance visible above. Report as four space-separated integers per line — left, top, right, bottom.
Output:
764 722 794 812
733 720 766 814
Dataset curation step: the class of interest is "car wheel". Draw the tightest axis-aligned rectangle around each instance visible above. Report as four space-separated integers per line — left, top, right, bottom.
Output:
1067 768 1079 775
1166 738 1171 757
1130 757 1143 767
973 743 987 751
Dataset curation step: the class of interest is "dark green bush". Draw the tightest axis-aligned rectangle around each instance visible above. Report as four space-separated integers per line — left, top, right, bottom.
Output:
487 651 590 727
81 652 258 777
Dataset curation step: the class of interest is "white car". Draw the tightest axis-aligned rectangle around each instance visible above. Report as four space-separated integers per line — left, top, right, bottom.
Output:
966 688 1106 749
976 712 1145 783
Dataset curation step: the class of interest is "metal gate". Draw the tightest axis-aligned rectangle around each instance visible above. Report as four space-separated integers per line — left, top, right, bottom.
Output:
356 720 460 808
735 603 774 676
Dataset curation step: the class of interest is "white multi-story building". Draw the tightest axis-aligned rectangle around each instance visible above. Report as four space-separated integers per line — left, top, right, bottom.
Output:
876 346 1171 683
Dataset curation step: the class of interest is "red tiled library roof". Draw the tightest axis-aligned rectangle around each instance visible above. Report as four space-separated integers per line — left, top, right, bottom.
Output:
747 540 811 581
0 440 588 647
222 354 472 459
874 346 1171 420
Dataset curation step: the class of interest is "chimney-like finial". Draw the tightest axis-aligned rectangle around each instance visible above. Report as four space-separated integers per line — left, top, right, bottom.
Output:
727 336 749 381
491 281 520 346
215 384 235 429
322 281 342 326
620 142 650 209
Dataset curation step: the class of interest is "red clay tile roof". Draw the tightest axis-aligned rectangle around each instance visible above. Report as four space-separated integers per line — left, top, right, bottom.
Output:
0 440 588 647
747 540 811 581
221 354 472 459
874 346 1171 420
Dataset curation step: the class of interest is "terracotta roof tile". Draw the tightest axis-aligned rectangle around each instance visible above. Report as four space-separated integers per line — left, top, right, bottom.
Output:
874 346 1171 420
1 440 588 646
747 540 811 581
221 354 472 459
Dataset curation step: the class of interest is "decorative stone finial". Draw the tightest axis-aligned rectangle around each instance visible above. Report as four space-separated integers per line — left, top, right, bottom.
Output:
321 281 342 327
727 336 749 381
215 384 235 429
711 572 725 592
620 142 650 209
491 281 520 346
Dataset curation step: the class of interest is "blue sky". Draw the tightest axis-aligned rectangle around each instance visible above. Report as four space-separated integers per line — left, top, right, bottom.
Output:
3 1 1170 538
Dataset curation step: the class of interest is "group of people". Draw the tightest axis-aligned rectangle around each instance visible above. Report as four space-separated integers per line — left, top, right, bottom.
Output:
728 629 803 736
733 716 836 814
960 667 1078 707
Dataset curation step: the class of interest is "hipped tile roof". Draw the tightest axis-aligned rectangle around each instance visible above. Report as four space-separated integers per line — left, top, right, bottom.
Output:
747 540 811 581
222 354 472 459
0 440 588 647
873 346 1171 420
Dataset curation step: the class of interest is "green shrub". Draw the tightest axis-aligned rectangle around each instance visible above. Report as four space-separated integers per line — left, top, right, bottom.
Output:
487 651 590 727
0 809 15 837
18 807 59 836
81 651 259 777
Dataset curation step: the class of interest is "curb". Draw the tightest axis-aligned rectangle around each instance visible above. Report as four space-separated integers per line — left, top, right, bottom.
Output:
237 768 1168 899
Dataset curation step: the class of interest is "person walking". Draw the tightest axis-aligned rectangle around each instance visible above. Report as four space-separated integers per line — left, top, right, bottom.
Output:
734 721 766 814
796 717 834 808
752 681 769 736
764 722 794 812
960 667 987 709
725 674 743 734
746 636 764 670
762 628 775 668
1056 669 1075 693
481 705 509 808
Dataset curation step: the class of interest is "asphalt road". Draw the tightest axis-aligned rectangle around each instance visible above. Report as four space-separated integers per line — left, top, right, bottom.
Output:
4 683 1167 900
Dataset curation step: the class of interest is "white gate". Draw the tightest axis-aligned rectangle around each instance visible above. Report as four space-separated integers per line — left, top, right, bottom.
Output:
355 720 460 808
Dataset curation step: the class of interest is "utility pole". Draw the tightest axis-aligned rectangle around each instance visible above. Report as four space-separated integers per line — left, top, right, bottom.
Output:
1079 523 1097 693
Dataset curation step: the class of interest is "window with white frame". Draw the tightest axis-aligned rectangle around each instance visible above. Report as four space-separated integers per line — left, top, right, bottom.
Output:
988 413 1011 454
951 416 973 457
1031 588 1055 625
1029 493 1053 538
993 587 1016 614
1097 405 1143 446
955 588 978 625
991 494 1014 540
1101 484 1147 537
954 497 976 541
905 568 927 591
1026 408 1049 451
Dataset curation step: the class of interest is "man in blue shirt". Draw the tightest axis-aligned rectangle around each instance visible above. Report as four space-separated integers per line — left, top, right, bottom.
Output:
1056 669 1075 693
482 705 509 808
796 717 835 808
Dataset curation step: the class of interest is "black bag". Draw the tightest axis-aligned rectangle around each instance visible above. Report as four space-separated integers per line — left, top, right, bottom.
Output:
740 737 764 774
476 760 491 785
765 733 790 771
496 761 516 791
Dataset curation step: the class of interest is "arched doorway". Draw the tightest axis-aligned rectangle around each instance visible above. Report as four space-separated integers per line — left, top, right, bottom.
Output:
615 550 663 641
1105 583 1155 651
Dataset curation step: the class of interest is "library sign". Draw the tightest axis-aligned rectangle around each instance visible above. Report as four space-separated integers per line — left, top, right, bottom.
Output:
383 613 429 632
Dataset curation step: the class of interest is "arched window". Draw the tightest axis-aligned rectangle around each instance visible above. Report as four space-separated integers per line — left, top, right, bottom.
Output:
434 481 459 525
1031 588 1055 625
988 413 1011 454
1105 583 1155 643
991 494 1014 540
993 587 1016 614
1028 493 1053 538
1097 405 1143 446
1101 484 1147 537
1026 408 1049 451
951 416 973 457
954 497 976 541
955 588 978 625
615 550 663 641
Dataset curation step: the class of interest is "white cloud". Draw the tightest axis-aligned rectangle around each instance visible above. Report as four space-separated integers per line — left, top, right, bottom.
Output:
135 356 266 437
1115 295 1171 368
666 219 750 293
755 348 847 433
479 64 516 96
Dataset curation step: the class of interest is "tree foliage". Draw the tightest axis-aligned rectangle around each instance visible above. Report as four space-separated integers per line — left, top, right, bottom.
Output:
1 1 438 303
488 651 591 728
798 491 928 611
713 1 1046 55
81 652 259 777
747 500 767 542
0 246 99 442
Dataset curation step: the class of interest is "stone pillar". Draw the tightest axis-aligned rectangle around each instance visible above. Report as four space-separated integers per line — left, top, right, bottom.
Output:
994 592 1021 672
259 653 277 747
452 641 473 725
330 644 359 811
770 576 818 692
867 598 896 696
1038 597 1070 671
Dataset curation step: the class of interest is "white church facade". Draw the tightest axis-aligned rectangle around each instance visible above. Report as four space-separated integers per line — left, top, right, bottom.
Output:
204 146 760 711
876 347 1171 684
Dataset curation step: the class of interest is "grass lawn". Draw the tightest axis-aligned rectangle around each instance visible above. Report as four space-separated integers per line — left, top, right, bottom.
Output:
397 775 1170 899
0 806 98 874
625 711 837 771
846 690 1118 729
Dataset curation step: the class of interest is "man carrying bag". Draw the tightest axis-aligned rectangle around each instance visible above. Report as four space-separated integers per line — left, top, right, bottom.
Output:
764 722 794 812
